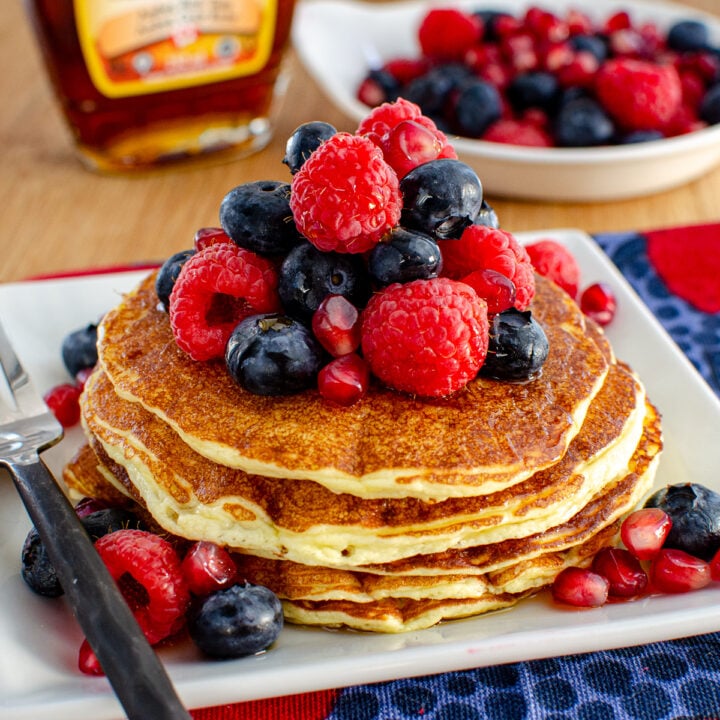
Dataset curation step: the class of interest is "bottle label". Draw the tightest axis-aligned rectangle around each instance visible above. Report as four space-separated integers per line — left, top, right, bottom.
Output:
74 0 278 98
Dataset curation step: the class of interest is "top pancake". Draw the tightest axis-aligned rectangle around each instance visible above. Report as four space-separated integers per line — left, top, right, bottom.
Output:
97 272 609 499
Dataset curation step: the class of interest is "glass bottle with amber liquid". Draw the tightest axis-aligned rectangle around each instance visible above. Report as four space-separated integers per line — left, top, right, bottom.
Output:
24 0 296 172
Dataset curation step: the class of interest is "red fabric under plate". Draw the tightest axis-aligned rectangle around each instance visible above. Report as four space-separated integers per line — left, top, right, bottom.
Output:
191 689 340 719
645 223 720 313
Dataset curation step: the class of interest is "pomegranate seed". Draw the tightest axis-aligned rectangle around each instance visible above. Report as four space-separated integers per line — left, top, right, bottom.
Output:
552 566 609 608
591 547 648 598
621 507 673 560
650 548 711 593
318 353 370 406
194 226 232 251
78 638 105 676
75 366 94 390
580 282 617 326
43 383 83 427
543 42 574 72
73 497 110 518
181 541 238 597
556 52 599 89
381 120 443 178
311 295 361 357
460 268 517 315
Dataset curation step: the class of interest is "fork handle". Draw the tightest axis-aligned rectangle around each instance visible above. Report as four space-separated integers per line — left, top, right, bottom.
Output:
9 456 193 720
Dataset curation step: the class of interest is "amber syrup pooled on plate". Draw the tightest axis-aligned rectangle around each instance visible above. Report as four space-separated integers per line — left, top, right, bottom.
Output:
24 0 296 172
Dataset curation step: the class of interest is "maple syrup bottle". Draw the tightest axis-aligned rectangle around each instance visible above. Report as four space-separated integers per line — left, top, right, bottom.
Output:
24 0 297 172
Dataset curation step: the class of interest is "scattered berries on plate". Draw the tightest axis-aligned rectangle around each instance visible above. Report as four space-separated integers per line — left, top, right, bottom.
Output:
60 323 98 377
525 239 581 299
360 277 489 397
43 382 83 428
181 541 238 597
580 282 617 326
188 583 283 659
169 243 281 361
94 529 190 646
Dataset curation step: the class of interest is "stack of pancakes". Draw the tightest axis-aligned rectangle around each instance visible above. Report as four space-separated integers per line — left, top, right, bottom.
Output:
64 271 663 632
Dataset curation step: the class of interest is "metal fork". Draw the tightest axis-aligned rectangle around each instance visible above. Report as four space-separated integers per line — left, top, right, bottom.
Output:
0 321 192 720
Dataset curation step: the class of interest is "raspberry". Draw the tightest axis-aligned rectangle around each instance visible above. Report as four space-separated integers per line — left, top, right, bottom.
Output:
357 98 457 177
482 118 553 147
289 133 402 254
525 238 581 298
169 243 280 361
360 277 489 397
418 8 482 62
95 529 190 645
43 383 82 428
595 58 683 131
439 226 536 310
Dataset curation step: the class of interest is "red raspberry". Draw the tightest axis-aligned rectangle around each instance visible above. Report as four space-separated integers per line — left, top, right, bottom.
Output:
439 226 536 310
360 278 489 398
595 58 683 131
482 119 553 147
95 529 190 645
418 8 482 62
43 383 82 428
169 243 280 361
289 133 402 254
525 238 581 298
357 99 457 177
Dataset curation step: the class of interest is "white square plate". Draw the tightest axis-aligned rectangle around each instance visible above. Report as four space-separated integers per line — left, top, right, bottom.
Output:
292 0 720 200
1 229 720 719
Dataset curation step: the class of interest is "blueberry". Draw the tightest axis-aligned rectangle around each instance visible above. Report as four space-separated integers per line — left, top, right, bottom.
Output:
20 508 144 597
189 583 283 658
479 309 549 381
620 130 665 144
61 323 98 377
219 181 302 256
452 79 503 137
278 242 371 322
21 528 63 597
473 10 512 42
667 20 710 52
507 72 561 113
700 84 720 125
473 199 500 229
283 121 337 174
404 64 473 117
553 97 615 147
226 313 326 395
568 34 608 63
400 158 483 240
644 483 720 561
156 249 196 312
368 228 442 286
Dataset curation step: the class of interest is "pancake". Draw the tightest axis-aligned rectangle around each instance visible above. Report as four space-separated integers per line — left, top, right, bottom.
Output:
79 359 646 568
96 272 610 499
62 411 659 633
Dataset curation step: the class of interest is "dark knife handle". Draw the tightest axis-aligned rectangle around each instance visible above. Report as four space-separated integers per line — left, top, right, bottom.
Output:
9 456 192 720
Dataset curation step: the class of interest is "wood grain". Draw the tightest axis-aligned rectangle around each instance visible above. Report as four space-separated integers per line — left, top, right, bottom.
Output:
3 0 719 283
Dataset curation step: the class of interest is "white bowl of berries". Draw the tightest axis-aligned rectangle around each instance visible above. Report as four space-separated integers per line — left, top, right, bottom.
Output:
293 0 720 201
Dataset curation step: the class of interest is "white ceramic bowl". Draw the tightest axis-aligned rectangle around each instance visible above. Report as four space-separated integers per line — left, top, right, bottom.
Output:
292 0 720 201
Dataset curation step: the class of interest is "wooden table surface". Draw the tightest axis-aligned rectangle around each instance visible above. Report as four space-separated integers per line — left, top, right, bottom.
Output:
3 0 719 285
